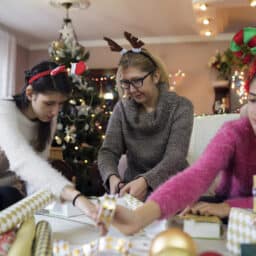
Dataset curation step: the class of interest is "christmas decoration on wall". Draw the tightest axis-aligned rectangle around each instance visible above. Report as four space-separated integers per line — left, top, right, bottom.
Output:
208 49 243 81
208 46 247 113
168 69 186 91
49 1 117 195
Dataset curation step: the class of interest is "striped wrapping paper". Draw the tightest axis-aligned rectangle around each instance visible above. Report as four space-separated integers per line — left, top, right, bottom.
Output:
227 207 256 255
0 190 53 234
32 221 52 256
123 193 143 210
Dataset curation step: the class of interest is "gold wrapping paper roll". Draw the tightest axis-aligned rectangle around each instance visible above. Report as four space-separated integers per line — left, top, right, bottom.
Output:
8 217 36 256
32 221 52 256
0 190 53 234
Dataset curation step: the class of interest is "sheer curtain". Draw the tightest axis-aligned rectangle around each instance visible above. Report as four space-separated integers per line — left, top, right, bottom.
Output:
0 29 16 99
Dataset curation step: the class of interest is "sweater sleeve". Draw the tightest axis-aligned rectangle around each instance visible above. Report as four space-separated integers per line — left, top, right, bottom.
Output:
97 102 125 187
225 197 253 209
147 122 236 219
0 107 72 199
141 99 194 189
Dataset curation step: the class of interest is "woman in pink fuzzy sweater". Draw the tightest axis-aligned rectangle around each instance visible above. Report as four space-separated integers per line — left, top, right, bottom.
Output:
102 61 256 235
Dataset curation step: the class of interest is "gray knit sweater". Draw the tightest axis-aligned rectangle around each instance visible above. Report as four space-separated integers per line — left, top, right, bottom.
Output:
98 84 194 190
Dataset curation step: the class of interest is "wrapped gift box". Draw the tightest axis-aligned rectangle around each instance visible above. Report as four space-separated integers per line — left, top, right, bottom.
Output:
227 207 256 255
182 214 222 239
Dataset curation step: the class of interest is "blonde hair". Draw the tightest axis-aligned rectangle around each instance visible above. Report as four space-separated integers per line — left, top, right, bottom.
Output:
116 49 169 98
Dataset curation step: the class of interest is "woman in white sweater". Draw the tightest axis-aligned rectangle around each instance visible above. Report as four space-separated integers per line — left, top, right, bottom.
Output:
0 61 95 215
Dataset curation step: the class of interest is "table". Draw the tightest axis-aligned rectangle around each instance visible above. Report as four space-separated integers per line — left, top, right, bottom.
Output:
35 212 233 255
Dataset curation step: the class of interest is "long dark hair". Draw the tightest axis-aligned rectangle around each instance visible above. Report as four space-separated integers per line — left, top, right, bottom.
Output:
13 61 72 152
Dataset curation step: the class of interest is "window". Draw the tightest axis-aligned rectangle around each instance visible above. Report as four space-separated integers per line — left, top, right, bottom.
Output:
0 28 16 99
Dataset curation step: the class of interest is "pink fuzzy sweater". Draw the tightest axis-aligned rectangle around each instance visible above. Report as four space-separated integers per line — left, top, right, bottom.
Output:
148 117 256 219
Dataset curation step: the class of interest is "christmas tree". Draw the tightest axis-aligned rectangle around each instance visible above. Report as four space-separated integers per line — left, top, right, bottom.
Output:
48 6 117 195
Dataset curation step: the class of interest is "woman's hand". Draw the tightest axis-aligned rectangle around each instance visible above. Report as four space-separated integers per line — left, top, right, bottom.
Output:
112 205 141 235
119 177 148 201
109 175 122 194
92 201 161 236
112 201 161 235
61 185 98 218
75 195 98 217
180 202 231 218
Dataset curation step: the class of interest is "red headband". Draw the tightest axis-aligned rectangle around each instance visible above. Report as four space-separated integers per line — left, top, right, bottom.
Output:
28 65 67 84
28 61 87 84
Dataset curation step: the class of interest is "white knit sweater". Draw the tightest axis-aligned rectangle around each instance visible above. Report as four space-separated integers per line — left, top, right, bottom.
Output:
0 99 72 198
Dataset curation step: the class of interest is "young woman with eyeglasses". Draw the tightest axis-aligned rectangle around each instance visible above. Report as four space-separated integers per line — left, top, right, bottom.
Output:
97 32 194 201
0 60 96 215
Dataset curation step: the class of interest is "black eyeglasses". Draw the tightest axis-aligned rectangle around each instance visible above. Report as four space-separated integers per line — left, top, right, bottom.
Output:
119 70 154 89
248 92 256 103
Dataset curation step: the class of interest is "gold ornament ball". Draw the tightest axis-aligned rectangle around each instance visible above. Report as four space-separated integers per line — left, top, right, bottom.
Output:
53 41 59 48
149 228 197 256
155 247 193 256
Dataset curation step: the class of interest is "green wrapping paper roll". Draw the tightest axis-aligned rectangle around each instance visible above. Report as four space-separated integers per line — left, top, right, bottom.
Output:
32 221 52 256
0 190 53 234
8 217 36 256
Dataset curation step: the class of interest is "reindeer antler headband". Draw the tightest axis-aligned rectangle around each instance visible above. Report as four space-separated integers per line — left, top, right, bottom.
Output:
104 31 157 67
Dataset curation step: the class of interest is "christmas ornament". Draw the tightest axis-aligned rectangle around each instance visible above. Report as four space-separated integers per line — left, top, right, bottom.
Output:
200 252 223 256
230 27 256 64
71 61 87 75
149 228 197 256
57 123 63 130
155 247 193 256
54 136 62 145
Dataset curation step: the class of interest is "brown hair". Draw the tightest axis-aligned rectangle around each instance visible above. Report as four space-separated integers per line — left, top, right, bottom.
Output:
104 32 170 96
118 48 169 85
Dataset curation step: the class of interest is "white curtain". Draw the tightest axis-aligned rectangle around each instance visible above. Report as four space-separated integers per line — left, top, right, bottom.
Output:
0 29 16 99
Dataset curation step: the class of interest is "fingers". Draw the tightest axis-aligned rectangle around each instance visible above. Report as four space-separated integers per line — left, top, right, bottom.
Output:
110 183 117 194
118 182 125 191
179 205 192 217
109 175 121 194
119 184 131 197
97 222 108 236
190 202 214 216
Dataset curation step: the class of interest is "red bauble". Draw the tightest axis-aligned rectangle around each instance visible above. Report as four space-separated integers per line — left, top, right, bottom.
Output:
200 252 223 256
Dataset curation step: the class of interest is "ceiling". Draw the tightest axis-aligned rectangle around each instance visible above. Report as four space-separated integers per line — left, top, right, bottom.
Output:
0 0 256 50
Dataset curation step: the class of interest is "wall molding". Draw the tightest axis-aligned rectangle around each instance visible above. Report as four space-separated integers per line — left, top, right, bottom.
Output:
27 33 234 51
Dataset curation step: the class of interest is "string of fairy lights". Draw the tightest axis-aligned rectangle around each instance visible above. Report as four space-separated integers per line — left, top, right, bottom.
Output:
91 75 116 100
231 70 248 105
168 69 186 91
